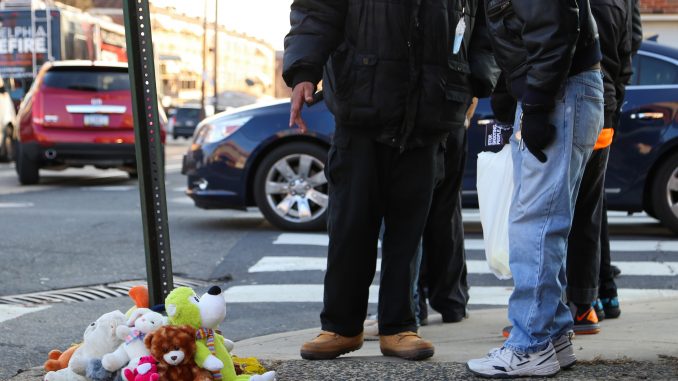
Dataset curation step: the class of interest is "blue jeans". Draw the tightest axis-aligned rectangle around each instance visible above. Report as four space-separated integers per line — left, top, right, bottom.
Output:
505 70 604 353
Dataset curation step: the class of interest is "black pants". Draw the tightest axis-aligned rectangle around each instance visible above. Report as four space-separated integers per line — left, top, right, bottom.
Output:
320 128 443 337
598 197 618 298
419 127 469 320
567 147 610 304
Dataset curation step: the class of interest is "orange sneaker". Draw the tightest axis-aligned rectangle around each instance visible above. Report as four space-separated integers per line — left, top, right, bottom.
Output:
572 305 601 335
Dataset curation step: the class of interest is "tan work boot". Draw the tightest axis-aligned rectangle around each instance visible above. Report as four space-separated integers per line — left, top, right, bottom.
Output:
379 331 434 360
300 331 363 360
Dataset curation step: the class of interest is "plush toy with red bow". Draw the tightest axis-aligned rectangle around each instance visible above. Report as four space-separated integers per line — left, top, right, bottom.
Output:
123 355 159 381
101 308 167 377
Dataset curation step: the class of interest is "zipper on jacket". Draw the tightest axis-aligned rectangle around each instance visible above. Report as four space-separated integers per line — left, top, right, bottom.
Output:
398 0 423 152
486 0 512 18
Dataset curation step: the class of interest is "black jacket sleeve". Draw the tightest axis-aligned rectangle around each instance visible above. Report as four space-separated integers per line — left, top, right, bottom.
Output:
490 72 517 124
630 0 643 55
282 0 348 89
620 0 643 128
512 0 580 111
468 0 501 98
591 0 631 128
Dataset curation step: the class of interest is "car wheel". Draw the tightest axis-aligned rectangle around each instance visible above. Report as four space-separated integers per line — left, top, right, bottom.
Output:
650 153 678 234
16 143 40 185
254 142 329 231
0 125 13 163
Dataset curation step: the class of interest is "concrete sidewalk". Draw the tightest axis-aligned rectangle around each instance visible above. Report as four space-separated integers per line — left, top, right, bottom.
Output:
10 297 678 380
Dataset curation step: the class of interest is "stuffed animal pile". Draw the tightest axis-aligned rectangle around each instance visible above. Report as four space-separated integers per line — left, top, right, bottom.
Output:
101 308 166 375
43 285 276 381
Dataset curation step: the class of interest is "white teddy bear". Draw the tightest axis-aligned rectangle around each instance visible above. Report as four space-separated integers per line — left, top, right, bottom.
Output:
101 308 166 378
44 310 127 381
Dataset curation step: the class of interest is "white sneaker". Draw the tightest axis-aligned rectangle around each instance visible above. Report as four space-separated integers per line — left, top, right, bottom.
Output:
467 343 561 378
552 331 576 369
363 319 379 341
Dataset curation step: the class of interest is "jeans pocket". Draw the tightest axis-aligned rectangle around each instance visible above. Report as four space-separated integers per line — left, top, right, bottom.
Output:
573 94 604 151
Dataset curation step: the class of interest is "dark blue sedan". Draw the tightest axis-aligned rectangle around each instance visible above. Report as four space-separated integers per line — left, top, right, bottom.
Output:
183 41 678 233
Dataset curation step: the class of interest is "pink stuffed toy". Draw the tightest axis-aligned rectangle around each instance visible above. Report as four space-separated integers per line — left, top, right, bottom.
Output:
123 355 159 381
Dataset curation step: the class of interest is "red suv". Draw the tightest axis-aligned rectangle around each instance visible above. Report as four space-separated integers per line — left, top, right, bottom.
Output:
13 61 166 185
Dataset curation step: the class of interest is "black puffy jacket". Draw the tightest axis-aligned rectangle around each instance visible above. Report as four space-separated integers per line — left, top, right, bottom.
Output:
591 0 634 128
484 0 602 110
283 0 499 149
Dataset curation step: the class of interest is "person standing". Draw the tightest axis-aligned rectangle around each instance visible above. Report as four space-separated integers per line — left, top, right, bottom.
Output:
418 0 496 325
418 97 479 325
566 0 637 333
284 0 497 361
467 0 604 377
595 0 643 320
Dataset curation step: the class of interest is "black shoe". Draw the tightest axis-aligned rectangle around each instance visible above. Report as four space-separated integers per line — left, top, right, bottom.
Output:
611 265 622 278
442 309 468 323
600 297 621 319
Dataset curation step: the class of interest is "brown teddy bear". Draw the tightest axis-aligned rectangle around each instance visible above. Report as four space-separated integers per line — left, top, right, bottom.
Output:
144 325 213 381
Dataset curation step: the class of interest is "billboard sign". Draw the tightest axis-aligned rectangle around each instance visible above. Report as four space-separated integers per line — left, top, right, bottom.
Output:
0 10 60 78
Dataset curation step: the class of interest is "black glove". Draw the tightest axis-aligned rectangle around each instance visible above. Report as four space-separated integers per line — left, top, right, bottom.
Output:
491 92 517 124
520 110 556 163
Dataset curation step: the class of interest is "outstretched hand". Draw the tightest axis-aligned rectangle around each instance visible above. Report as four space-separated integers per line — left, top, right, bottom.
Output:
289 82 315 133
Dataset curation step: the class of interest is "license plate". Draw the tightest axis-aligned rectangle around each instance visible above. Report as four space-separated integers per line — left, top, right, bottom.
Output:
84 114 109 127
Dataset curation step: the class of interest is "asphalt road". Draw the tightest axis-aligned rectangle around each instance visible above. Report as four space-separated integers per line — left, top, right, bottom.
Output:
0 138 676 379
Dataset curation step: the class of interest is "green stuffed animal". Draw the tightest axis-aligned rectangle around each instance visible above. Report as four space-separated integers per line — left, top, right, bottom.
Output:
165 286 276 381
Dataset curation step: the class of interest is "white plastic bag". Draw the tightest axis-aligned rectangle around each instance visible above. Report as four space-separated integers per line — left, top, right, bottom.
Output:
476 144 513 280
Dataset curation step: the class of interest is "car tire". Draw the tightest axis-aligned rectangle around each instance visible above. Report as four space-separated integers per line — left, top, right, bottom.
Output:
16 143 40 185
254 142 329 231
650 153 678 234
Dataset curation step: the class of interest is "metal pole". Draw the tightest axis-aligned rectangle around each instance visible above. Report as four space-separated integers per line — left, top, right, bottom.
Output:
30 0 36 77
122 0 174 307
200 0 208 119
213 0 218 111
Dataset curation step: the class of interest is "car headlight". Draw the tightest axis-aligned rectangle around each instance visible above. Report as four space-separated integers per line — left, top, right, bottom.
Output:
194 116 252 144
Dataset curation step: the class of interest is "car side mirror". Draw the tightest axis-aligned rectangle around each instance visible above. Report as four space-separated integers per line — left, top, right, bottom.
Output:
0 86 6 93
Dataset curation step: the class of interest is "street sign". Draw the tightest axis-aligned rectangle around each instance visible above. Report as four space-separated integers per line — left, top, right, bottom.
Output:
122 0 173 306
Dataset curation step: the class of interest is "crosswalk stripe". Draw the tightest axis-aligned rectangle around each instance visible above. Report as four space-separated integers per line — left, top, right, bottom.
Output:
0 202 33 208
0 305 51 324
80 186 136 191
249 256 678 277
274 233 678 252
223 285 678 305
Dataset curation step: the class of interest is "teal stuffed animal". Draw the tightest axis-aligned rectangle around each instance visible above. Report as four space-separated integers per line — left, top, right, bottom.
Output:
165 286 276 381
